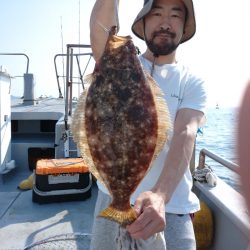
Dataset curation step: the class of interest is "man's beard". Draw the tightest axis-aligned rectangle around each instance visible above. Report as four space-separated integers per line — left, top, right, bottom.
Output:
145 29 180 56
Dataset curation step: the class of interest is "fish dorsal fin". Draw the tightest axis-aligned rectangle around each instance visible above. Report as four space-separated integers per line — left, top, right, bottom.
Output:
144 70 172 161
71 87 105 184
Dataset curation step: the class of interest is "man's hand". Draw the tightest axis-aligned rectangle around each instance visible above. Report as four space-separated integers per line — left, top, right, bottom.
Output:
126 191 166 240
90 0 120 61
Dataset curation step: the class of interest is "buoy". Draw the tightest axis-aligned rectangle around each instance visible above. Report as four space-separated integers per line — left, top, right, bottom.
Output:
18 174 33 190
193 201 214 250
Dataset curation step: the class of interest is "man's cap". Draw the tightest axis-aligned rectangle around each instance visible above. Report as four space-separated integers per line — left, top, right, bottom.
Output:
131 0 196 43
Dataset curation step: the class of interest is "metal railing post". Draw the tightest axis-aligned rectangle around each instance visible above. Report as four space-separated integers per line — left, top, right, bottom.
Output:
198 148 239 174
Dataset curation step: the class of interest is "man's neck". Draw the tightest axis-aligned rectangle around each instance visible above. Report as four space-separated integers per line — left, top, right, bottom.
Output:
143 49 177 65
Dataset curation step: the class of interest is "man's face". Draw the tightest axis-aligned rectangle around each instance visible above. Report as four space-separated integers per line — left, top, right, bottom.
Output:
144 0 186 56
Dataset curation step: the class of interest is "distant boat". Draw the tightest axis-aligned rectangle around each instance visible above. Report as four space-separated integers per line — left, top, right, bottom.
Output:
216 103 219 109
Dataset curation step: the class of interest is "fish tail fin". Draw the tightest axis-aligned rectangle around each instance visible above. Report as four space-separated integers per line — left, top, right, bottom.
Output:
98 206 137 227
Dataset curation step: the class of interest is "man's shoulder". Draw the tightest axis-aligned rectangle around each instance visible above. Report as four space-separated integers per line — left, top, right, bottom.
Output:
178 63 204 84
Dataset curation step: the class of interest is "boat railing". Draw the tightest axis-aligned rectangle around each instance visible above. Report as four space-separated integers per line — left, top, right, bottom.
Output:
54 47 93 99
197 148 240 174
54 44 93 115
54 44 93 157
0 53 29 75
63 44 93 128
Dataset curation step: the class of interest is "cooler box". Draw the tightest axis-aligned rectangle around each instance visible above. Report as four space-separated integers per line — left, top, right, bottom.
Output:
32 158 92 203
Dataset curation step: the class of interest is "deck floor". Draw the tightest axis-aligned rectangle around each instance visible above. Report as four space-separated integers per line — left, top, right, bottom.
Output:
0 169 97 250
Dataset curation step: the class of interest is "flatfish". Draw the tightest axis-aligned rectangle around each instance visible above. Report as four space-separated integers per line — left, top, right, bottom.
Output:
72 26 170 226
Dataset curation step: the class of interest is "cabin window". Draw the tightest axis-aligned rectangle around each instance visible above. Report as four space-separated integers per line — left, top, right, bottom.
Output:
40 120 57 132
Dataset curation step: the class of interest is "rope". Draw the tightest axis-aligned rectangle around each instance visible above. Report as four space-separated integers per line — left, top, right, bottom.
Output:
49 159 85 167
24 233 91 250
193 165 217 187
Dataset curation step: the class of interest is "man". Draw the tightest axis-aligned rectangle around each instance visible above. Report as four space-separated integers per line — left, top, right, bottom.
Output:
238 82 250 212
89 0 207 249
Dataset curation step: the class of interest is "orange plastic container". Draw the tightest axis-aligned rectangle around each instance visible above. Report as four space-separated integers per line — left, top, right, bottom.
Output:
35 158 89 175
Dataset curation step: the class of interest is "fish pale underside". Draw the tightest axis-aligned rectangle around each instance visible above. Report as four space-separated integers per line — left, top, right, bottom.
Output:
72 26 171 227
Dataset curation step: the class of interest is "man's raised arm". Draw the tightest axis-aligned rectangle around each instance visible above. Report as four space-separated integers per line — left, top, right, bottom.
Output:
90 0 120 61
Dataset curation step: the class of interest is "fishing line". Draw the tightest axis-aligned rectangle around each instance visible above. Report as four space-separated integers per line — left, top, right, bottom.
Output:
150 54 159 77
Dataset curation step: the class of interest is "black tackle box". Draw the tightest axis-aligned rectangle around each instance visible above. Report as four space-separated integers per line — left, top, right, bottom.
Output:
32 158 92 203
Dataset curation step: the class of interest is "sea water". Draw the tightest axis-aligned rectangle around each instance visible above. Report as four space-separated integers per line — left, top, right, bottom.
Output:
195 107 240 191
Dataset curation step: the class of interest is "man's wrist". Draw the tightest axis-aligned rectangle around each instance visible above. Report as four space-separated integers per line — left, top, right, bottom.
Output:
151 185 171 204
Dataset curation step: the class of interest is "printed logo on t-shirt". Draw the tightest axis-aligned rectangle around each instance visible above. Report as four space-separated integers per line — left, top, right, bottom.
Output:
171 93 182 102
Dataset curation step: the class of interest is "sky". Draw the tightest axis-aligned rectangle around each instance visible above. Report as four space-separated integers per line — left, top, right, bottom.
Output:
1 0 250 107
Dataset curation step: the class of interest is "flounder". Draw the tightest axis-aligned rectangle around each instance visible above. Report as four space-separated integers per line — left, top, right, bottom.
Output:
72 26 170 226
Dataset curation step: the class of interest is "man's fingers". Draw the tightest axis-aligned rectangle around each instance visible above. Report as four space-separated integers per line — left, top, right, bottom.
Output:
127 205 165 239
127 191 166 240
128 216 164 240
127 210 151 233
133 195 145 215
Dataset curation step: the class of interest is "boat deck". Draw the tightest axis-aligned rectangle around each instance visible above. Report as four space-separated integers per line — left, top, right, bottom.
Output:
0 94 249 249
0 168 97 250
0 95 97 249
11 96 66 120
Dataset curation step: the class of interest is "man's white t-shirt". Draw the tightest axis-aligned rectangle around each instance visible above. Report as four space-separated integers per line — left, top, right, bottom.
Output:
97 55 207 214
